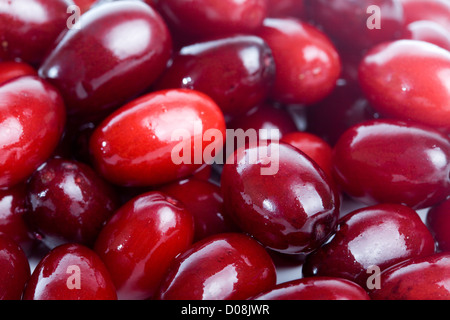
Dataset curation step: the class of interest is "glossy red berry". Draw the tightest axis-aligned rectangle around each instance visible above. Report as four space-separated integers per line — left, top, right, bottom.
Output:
0 61 36 86
155 233 277 300
426 198 450 252
0 234 30 300
0 184 35 254
302 204 435 288
305 0 404 50
0 76 66 189
94 191 194 300
23 243 117 300
158 178 239 242
253 277 370 300
38 1 172 116
0 0 73 66
89 89 226 187
332 119 450 210
370 252 450 300
25 157 120 249
156 0 268 39
258 18 341 105
155 35 276 119
358 40 450 133
221 141 340 255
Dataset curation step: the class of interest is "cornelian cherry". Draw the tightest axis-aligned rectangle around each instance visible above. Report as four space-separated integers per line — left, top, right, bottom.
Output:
89 89 226 187
94 191 195 300
258 18 341 106
39 1 172 116
155 35 276 119
23 243 117 300
155 233 277 300
0 76 66 189
25 157 120 249
303 204 435 288
221 141 340 255
332 119 450 209
358 40 450 132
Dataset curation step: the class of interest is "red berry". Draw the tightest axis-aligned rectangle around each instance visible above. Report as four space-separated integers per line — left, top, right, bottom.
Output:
89 89 226 187
253 277 370 300
0 76 66 189
0 234 30 300
332 119 450 210
221 141 340 255
25 157 120 249
370 252 450 300
303 204 435 288
94 191 194 300
155 233 277 300
38 1 172 116
155 35 276 119
23 243 117 300
258 18 341 105
358 40 450 133
0 0 72 66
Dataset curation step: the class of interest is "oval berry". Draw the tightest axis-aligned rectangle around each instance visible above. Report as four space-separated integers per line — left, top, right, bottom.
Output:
0 76 66 189
426 198 450 252
156 0 267 39
332 119 450 210
258 18 341 105
89 89 226 187
38 1 172 116
0 0 72 66
0 234 30 300
302 204 435 288
155 233 277 300
358 40 450 132
221 141 340 255
253 277 370 300
25 157 120 249
370 252 450 300
23 243 117 300
155 35 276 119
94 191 194 300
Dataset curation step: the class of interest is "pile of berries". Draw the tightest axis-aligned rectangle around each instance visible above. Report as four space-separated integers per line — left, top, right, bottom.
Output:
0 0 449 300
